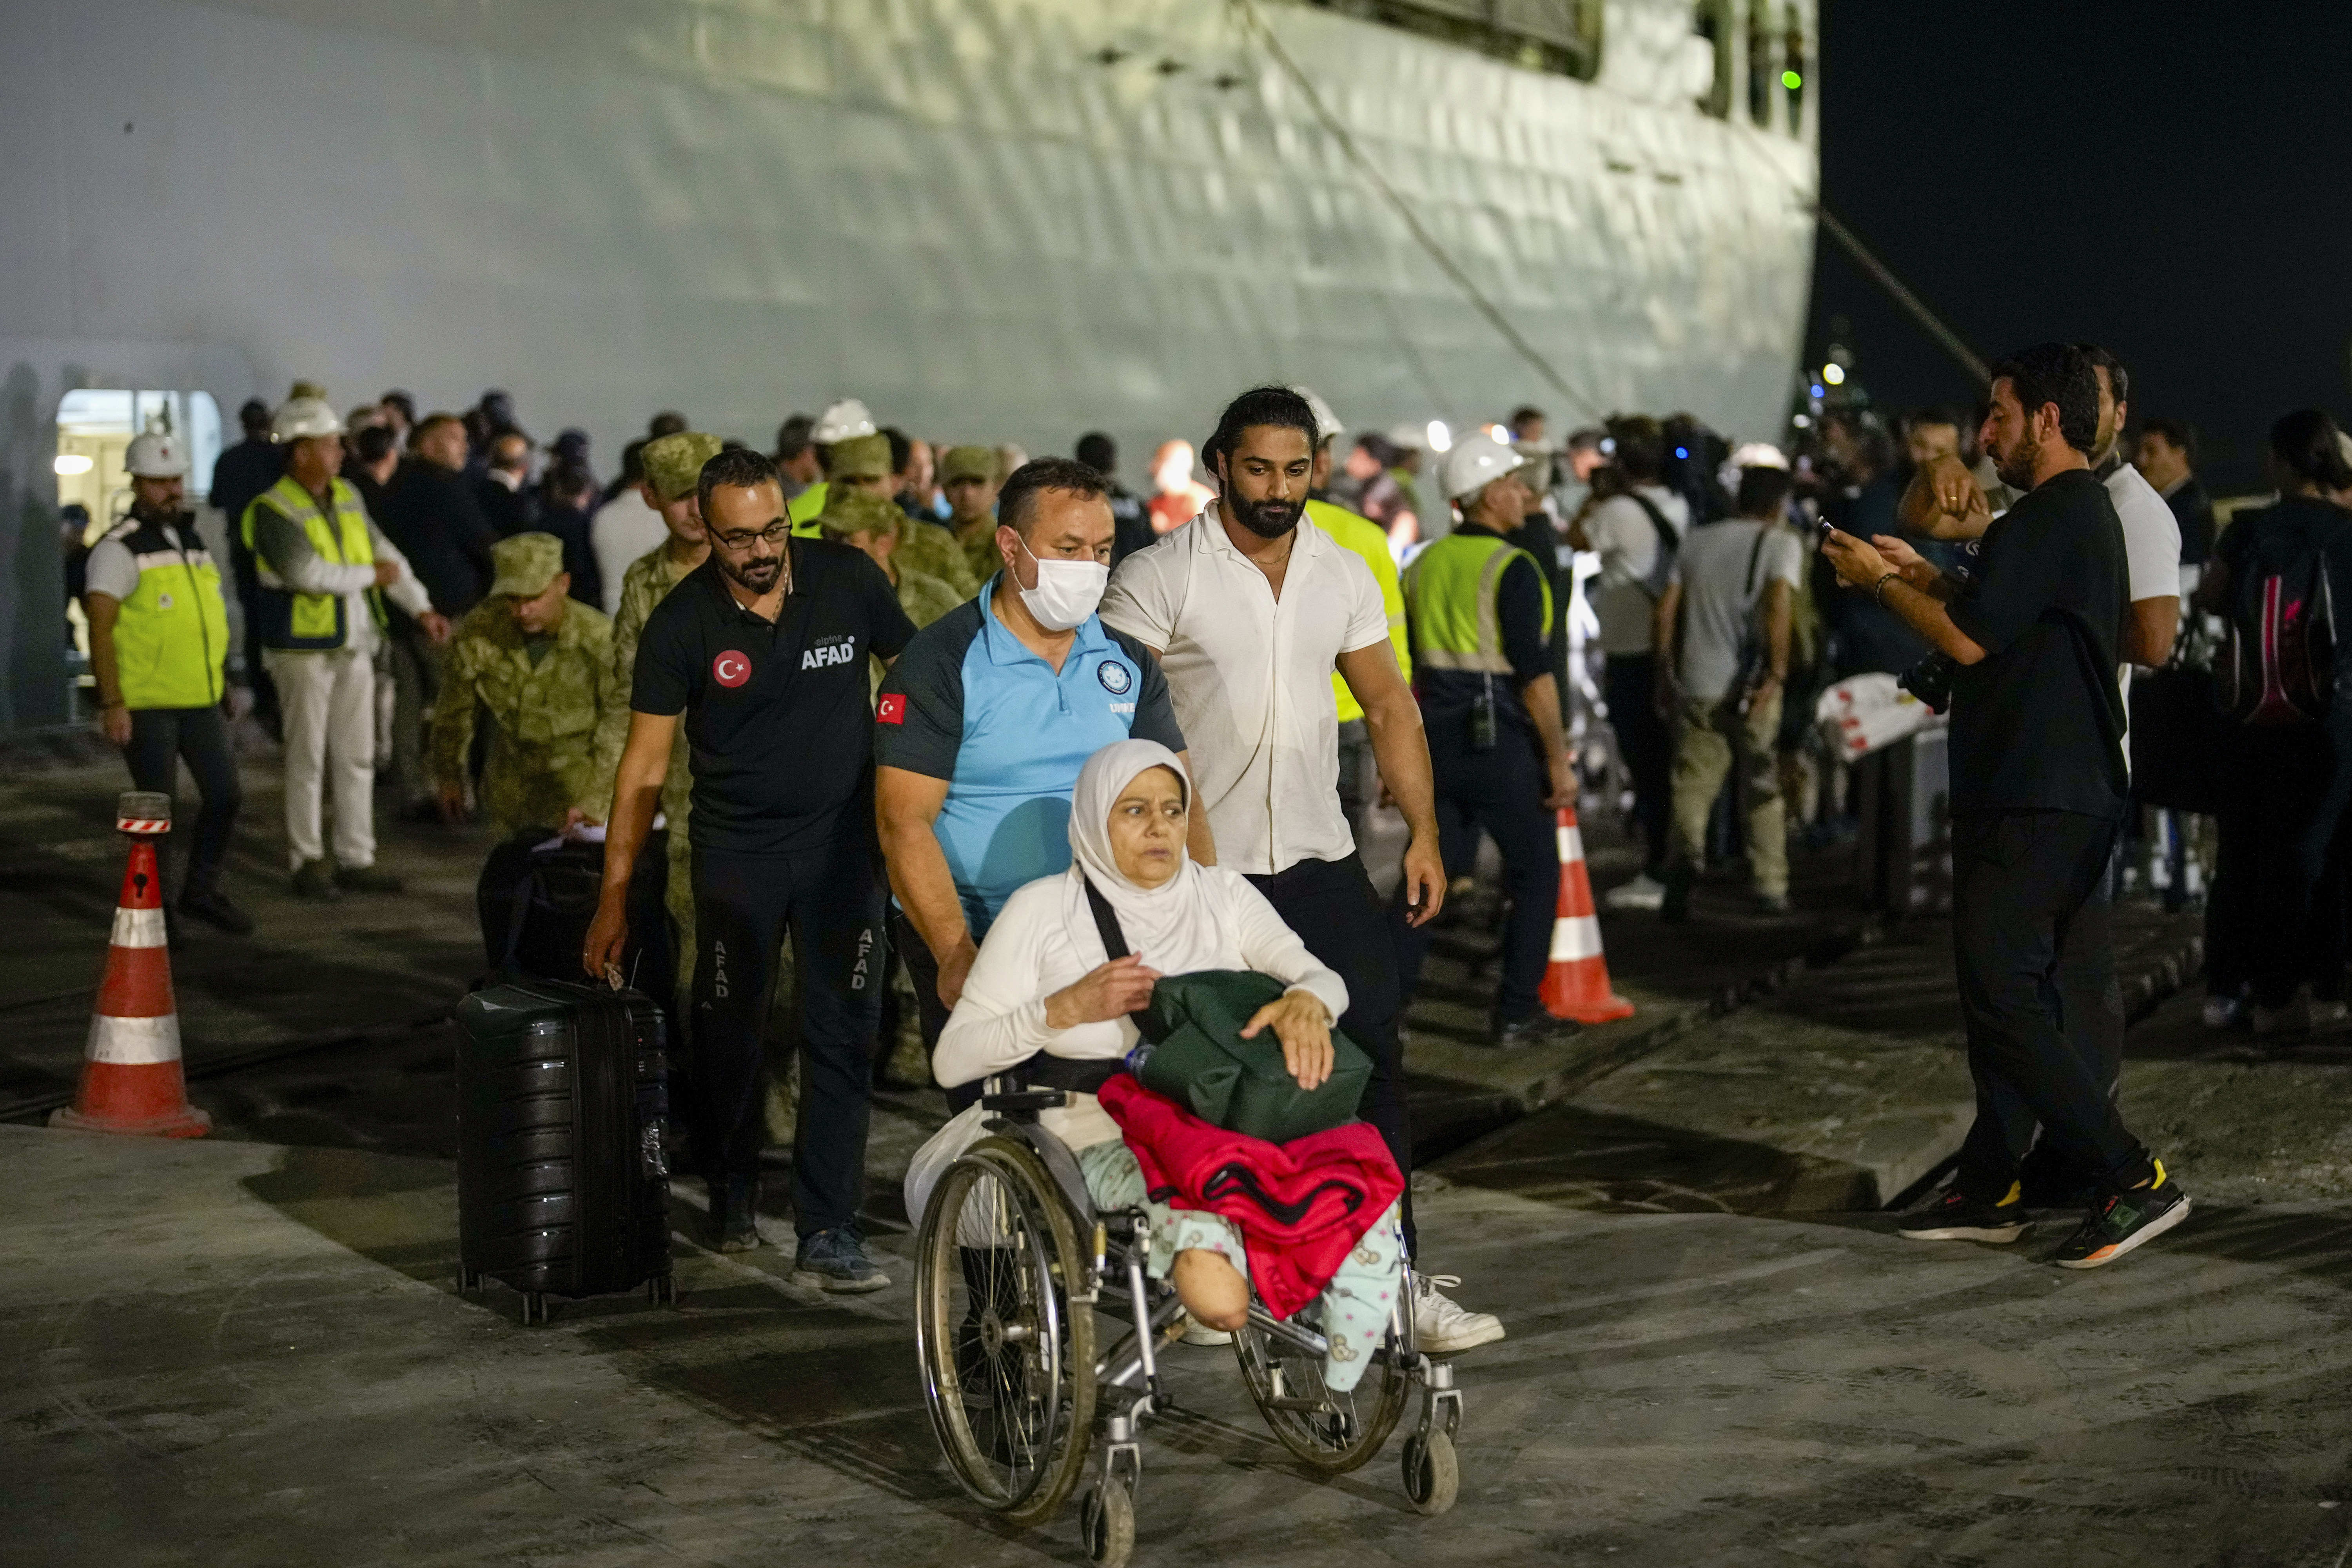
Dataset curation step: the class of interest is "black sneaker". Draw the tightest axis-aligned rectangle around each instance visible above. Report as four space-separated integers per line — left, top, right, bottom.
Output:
2053 1161 2193 1270
793 1227 891 1293
709 1177 761 1253
1897 1184 2029 1244
1490 1013 1582 1050
290 859 343 902
334 862 406 894
178 886 255 936
1660 866 1695 925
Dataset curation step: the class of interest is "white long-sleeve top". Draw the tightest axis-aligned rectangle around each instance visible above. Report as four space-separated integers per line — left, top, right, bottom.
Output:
933 865 1350 1092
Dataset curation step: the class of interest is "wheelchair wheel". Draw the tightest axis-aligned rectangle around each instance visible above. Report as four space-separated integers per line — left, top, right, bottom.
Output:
1232 1313 1409 1473
914 1136 1096 1527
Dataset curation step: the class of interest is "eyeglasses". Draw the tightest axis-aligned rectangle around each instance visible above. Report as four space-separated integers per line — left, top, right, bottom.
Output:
710 521 792 550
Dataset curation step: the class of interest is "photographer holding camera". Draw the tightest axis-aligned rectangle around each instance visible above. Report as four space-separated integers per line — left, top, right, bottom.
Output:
1819 342 2190 1270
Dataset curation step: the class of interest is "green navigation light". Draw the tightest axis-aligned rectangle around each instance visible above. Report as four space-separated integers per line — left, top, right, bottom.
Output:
1782 70 1802 90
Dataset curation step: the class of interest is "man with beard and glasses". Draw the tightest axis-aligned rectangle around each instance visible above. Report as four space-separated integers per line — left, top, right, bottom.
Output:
1821 342 2190 1270
1101 386 1504 1353
586 447 917 1284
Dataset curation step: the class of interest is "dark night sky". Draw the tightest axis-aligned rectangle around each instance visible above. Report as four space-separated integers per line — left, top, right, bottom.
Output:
1803 2 2352 493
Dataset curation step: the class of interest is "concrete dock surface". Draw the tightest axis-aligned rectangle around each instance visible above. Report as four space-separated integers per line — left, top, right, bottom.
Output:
7 1123 2350 1568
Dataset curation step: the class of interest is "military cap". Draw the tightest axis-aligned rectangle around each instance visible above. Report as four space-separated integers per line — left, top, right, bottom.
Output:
940 445 998 485
828 432 893 481
488 532 566 599
815 487 904 541
642 431 723 503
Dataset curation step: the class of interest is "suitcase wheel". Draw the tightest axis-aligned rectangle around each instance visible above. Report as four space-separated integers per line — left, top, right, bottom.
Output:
647 1273 678 1307
521 1291 552 1327
458 1265 481 1294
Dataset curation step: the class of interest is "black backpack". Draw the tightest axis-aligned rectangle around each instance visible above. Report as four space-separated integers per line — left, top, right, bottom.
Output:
2220 516 2337 726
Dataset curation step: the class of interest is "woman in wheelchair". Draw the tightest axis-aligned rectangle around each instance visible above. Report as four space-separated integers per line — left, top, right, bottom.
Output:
909 739 1406 1381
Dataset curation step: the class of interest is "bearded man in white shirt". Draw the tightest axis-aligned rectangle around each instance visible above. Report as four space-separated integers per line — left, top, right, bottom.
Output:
1101 386 1504 1353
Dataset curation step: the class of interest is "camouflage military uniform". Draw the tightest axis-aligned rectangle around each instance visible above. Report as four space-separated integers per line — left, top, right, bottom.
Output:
601 430 722 1014
430 592 624 838
603 541 703 973
894 564 964 630
897 514 982 601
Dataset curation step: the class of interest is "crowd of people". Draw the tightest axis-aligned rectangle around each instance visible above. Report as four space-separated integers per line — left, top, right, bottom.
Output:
86 342 2334 1343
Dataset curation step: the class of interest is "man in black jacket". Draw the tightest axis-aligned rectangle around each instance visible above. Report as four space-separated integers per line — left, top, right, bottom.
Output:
2134 415 2216 576
378 413 501 818
1821 342 2192 1271
208 396 284 734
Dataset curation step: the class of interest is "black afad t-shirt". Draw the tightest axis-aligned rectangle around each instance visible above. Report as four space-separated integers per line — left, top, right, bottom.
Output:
631 543 918 855
1944 468 2129 819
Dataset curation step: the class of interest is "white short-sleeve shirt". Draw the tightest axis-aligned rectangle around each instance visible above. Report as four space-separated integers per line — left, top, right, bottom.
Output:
2105 461 2183 606
1100 507 1391 876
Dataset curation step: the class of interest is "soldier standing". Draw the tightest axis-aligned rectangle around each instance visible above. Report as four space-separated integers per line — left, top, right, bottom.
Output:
600 431 720 1008
429 533 624 836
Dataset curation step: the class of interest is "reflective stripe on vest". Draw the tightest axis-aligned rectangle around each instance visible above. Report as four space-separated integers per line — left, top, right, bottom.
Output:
1402 532 1553 674
240 475 381 650
105 520 230 710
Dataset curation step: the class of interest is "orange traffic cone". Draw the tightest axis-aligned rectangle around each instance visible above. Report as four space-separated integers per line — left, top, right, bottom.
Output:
51 792 210 1137
1538 806 1635 1025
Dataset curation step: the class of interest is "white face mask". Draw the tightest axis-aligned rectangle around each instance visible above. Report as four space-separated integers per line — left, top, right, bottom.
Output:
1015 535 1109 632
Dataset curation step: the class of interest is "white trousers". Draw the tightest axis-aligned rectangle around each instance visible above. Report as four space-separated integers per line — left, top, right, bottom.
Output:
265 647 377 869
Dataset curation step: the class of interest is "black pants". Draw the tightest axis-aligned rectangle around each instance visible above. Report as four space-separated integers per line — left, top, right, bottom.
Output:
1603 653 1671 876
124 705 242 898
1950 810 2149 1202
894 909 984 1113
692 839 886 1238
1246 853 1414 1253
1392 718 1556 1025
2236 728 2352 1008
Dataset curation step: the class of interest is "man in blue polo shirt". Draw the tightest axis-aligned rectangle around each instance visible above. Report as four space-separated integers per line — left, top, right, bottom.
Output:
876 456 1191 1091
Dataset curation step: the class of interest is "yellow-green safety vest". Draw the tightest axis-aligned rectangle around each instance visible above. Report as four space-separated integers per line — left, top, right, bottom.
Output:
101 516 230 710
788 480 828 537
240 474 384 650
1401 530 1553 675
1305 499 1412 722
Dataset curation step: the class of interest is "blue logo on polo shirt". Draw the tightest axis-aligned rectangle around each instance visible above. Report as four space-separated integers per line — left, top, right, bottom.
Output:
1097 660 1133 695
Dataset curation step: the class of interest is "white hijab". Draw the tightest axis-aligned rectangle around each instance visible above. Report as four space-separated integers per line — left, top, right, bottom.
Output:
1062 739 1234 977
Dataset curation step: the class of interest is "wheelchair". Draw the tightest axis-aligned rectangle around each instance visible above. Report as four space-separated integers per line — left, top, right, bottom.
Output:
912 1076 1465 1567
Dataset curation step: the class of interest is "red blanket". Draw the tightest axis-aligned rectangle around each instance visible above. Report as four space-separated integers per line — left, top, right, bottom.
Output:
1098 1074 1403 1319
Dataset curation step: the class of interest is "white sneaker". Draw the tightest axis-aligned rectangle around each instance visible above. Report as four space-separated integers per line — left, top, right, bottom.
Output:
1604 873 1666 911
1412 1273 1505 1354
1178 1317 1234 1347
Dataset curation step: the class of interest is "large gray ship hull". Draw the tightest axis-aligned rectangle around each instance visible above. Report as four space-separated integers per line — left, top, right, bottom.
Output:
0 0 1817 728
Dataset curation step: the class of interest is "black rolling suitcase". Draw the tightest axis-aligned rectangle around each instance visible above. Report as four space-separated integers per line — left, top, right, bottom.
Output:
456 976 676 1324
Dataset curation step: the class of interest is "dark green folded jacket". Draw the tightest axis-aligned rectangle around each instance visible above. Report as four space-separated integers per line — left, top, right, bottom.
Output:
1130 969 1374 1143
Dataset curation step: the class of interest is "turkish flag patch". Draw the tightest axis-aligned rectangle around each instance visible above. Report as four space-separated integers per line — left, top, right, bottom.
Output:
877 693 907 725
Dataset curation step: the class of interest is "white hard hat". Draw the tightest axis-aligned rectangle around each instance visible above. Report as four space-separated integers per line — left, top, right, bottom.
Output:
812 398 877 445
1290 386 1344 445
1719 441 1790 494
1383 421 1426 452
1441 431 1533 502
125 428 191 479
271 396 345 443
